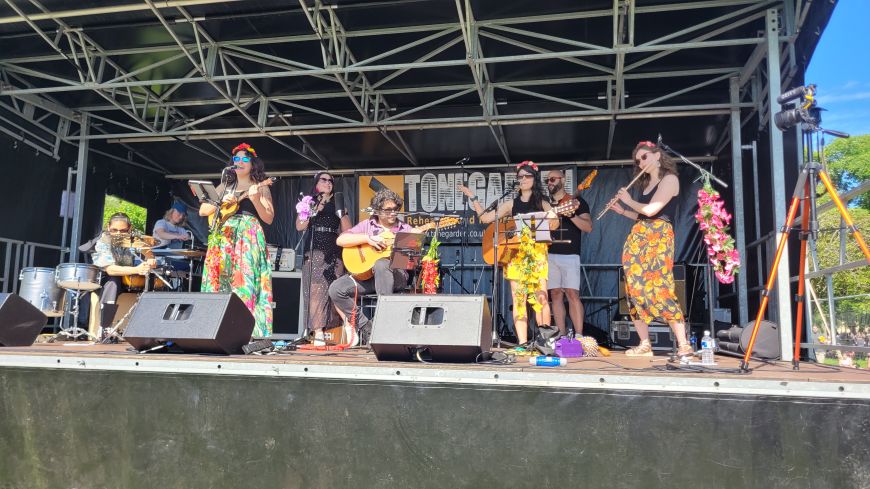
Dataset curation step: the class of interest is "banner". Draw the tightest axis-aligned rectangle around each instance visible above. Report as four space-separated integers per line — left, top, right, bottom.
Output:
357 168 575 243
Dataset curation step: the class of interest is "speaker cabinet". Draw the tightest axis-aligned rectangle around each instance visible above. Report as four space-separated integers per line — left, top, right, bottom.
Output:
619 263 687 316
123 292 254 354
370 294 491 362
271 271 304 340
0 293 47 347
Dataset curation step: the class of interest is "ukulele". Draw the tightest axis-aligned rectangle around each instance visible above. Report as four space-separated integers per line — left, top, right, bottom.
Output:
481 200 578 266
208 177 276 229
342 217 461 280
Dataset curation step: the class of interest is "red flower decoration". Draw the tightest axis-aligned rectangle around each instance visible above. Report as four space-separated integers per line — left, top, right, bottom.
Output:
638 140 655 148
516 160 538 172
231 142 257 157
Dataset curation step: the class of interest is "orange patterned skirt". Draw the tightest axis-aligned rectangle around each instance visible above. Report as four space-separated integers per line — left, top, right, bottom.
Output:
621 219 684 324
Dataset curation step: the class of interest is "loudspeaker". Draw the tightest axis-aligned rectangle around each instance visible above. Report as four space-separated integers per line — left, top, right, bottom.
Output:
123 292 254 354
370 294 491 362
271 271 303 340
716 321 781 360
619 263 687 316
0 293 47 347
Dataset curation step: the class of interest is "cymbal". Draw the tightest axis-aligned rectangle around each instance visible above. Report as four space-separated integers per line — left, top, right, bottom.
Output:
167 249 206 258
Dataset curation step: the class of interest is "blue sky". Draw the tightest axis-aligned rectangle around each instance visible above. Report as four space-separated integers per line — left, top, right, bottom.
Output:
805 0 870 136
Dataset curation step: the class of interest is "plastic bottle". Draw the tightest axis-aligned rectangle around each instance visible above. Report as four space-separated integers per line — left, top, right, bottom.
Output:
700 331 715 365
529 356 567 367
689 331 698 352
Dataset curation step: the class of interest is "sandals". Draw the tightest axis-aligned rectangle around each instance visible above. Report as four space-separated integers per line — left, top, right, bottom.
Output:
676 343 694 357
625 340 653 357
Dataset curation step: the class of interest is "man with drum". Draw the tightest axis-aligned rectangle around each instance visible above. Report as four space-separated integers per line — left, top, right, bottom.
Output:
92 212 155 335
152 201 192 271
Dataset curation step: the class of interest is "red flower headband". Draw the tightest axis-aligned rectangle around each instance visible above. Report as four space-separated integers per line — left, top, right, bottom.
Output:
637 140 656 148
231 142 257 157
516 160 538 172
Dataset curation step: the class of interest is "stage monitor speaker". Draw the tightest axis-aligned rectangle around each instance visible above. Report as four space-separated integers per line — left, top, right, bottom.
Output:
271 271 304 340
124 292 254 354
618 263 686 316
370 294 491 362
0 293 47 347
715 321 781 360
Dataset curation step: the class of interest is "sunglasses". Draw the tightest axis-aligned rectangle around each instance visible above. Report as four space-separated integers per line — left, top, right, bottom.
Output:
318 177 334 183
547 176 563 183
379 207 400 214
517 174 535 180
108 227 129 234
635 153 650 164
232 156 251 163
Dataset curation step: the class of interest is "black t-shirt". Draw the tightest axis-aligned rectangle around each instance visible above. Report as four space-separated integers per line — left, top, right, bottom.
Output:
548 196 590 256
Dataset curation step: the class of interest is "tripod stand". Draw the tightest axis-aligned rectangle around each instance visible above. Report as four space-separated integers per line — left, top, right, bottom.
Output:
741 128 870 371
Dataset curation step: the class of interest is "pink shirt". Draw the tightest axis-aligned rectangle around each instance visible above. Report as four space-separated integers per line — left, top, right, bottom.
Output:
344 218 412 237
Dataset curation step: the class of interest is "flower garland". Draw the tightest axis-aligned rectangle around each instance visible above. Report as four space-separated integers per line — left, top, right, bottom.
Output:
508 227 548 318
695 178 741 284
419 236 441 294
295 195 315 221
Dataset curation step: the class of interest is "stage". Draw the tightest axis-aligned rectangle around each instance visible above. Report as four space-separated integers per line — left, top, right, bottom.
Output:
1 343 868 489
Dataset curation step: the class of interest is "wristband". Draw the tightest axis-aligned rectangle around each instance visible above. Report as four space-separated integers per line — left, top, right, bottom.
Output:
469 195 479 202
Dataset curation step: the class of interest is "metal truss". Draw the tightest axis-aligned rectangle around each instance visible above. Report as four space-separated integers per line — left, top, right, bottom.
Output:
0 0 782 149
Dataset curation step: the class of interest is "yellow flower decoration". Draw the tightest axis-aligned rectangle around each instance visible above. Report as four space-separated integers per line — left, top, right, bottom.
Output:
506 227 548 319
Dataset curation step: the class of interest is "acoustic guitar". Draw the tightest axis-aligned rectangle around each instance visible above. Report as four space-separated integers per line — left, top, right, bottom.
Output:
342 217 460 280
208 177 276 229
481 200 579 266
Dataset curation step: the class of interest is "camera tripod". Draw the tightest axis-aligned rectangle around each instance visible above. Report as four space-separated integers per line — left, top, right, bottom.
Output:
740 128 870 371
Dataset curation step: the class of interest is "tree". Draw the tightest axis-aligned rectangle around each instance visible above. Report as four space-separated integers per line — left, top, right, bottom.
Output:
820 134 870 210
103 195 147 233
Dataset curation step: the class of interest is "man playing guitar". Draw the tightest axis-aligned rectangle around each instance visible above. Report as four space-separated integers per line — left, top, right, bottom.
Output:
328 189 421 346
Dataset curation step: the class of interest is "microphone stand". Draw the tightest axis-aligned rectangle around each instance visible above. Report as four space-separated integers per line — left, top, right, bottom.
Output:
299 193 323 345
485 183 518 348
658 137 728 188
457 156 470 294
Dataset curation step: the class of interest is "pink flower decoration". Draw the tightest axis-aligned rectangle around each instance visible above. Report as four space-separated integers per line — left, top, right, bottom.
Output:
696 181 741 284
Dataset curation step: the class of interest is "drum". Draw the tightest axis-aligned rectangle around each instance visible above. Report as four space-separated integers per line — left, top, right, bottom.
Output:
55 263 102 291
18 267 66 317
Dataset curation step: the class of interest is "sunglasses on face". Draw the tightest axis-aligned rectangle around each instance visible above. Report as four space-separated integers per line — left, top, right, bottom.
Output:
379 207 400 215
517 174 534 180
547 176 563 183
635 153 650 164
108 227 129 234
318 177 334 183
232 156 251 163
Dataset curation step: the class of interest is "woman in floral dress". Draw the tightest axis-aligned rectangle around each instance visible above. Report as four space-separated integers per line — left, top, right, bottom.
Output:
199 143 274 337
607 141 692 357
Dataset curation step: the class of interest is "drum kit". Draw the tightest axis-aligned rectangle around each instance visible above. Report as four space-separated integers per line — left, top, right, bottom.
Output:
17 233 207 342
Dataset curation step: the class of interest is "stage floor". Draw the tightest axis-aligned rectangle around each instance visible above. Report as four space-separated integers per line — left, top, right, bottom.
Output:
1 341 868 400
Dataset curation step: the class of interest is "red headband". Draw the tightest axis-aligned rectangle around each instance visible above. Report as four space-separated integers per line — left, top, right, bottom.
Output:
231 143 257 157
637 140 656 148
516 160 538 172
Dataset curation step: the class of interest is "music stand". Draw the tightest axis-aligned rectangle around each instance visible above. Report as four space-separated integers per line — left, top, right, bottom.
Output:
514 211 553 243
389 232 426 271
188 180 221 205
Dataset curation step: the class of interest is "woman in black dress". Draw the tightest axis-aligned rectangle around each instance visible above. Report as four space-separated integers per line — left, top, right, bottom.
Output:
296 171 351 344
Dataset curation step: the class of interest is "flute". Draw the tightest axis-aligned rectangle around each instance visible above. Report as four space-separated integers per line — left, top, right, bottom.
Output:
595 171 647 220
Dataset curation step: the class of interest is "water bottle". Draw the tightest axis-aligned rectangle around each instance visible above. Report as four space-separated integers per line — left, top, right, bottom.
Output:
529 356 567 367
689 331 698 352
700 331 715 365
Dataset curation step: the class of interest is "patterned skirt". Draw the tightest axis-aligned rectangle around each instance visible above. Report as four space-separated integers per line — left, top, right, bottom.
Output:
621 219 684 324
202 214 273 337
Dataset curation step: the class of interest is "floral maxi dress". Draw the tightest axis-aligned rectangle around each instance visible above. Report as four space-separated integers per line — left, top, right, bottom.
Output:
202 213 273 337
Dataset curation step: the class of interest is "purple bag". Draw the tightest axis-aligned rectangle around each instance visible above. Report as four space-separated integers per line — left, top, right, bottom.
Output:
555 337 584 358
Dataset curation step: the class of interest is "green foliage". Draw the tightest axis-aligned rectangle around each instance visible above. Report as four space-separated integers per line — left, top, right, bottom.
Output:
103 195 147 233
820 134 870 210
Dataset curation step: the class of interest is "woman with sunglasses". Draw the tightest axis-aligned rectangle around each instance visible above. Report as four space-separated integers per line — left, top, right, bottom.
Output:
459 161 559 346
296 171 351 344
199 143 275 338
607 141 692 357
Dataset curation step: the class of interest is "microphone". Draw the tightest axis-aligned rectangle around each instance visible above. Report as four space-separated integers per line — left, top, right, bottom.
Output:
226 164 241 171
656 133 662 146
454 156 470 165
511 179 520 188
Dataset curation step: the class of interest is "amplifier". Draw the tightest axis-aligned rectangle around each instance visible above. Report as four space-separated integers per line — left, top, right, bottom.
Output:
271 271 304 340
267 245 296 271
610 321 675 351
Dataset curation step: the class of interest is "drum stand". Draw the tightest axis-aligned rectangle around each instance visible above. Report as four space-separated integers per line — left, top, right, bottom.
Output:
50 289 99 342
99 294 143 344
